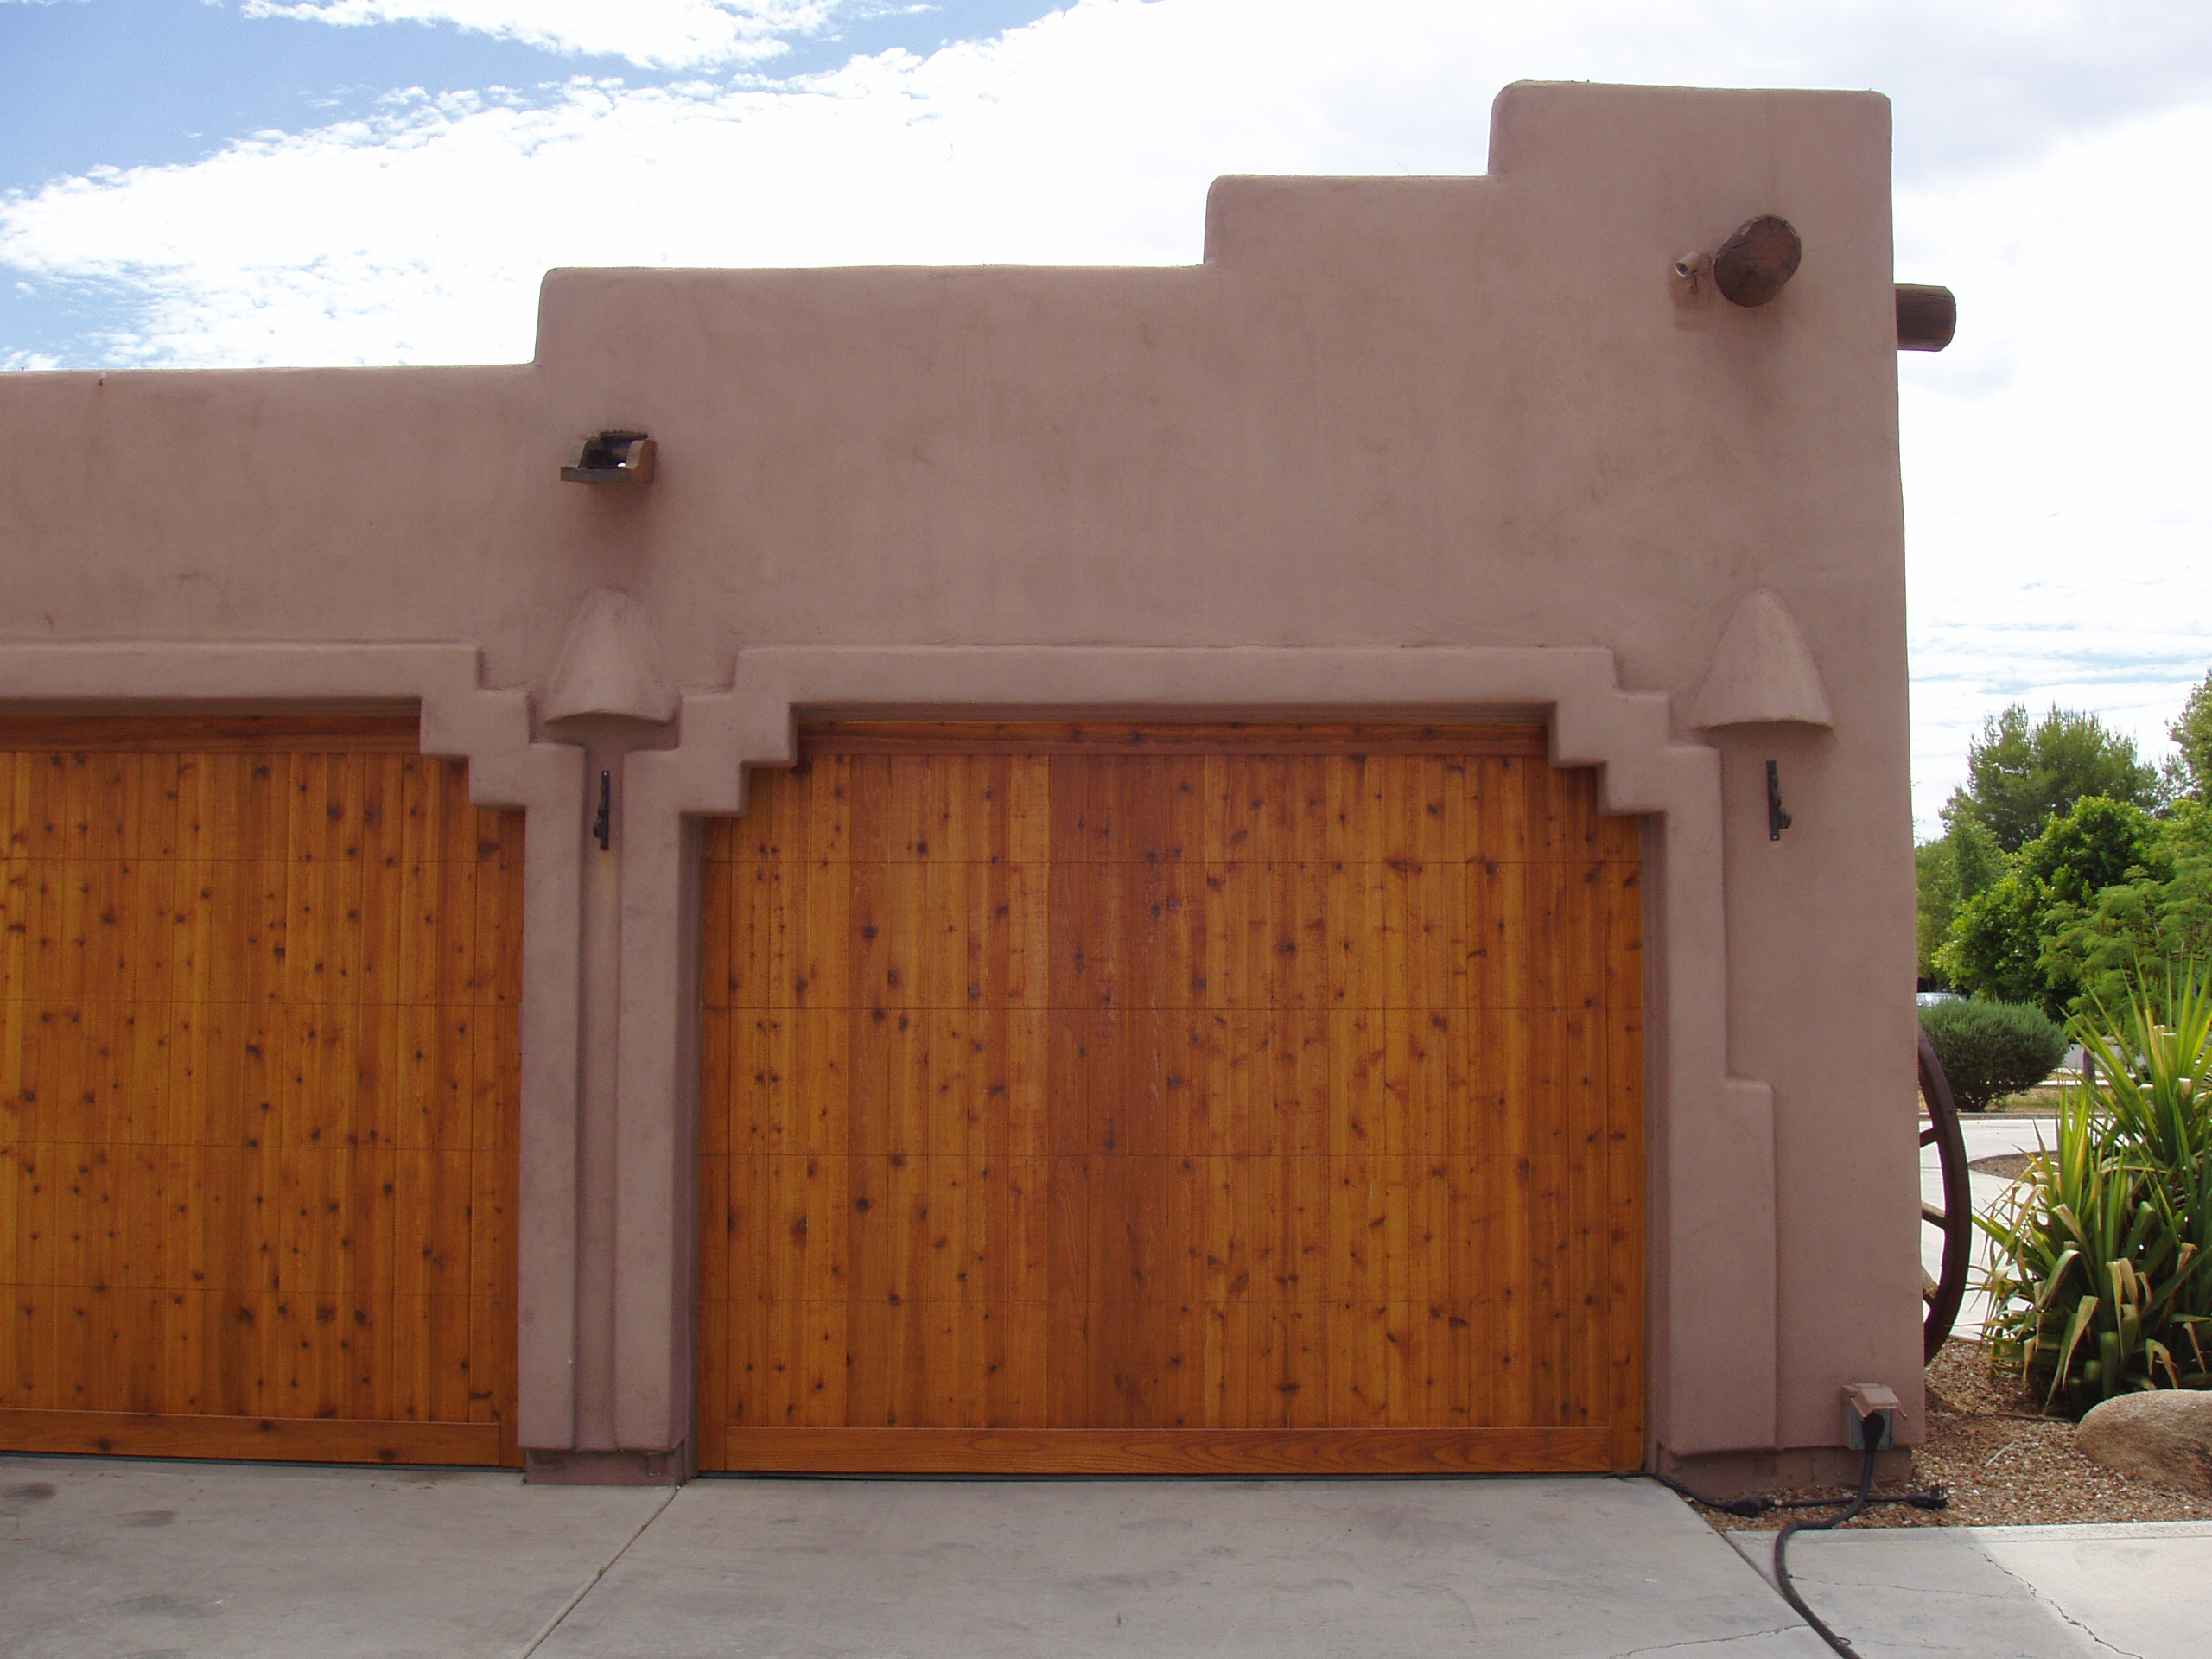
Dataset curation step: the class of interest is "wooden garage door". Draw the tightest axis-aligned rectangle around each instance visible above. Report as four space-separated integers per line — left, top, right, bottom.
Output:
0 716 522 1466
698 721 1643 1474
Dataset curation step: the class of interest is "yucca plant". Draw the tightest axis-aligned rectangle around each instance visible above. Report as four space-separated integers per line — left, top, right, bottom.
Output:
1977 965 2212 1412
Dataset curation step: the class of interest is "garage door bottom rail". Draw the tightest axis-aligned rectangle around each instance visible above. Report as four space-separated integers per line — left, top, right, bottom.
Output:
710 1426 1618 1476
0 1407 503 1466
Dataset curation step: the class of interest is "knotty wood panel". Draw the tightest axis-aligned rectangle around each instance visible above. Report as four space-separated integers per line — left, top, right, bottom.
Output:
0 1407 499 1465
698 724 1643 1474
0 720 522 1466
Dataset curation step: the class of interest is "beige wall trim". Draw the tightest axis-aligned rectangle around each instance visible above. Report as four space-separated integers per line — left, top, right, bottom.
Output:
0 642 589 1452
616 644 1777 1460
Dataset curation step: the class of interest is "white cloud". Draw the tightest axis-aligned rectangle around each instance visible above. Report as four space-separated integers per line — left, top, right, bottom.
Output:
1897 101 2212 829
240 1 855 69
3 0 2208 827
20 0 2208 364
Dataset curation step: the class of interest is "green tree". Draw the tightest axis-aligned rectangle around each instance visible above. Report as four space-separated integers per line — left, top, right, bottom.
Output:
1944 703 2164 854
1915 842 1950 981
1915 817 2001 982
2044 798 2212 1015
2163 671 2212 805
1938 795 2156 1018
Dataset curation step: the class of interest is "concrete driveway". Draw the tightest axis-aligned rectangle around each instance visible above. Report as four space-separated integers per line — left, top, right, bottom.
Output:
5 1452 2202 1658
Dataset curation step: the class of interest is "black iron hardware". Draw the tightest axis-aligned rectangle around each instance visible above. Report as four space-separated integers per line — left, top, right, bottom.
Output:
594 770 612 850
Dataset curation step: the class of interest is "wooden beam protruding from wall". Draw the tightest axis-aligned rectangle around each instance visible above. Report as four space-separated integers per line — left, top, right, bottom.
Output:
1896 284 1957 352
1713 215 1802 308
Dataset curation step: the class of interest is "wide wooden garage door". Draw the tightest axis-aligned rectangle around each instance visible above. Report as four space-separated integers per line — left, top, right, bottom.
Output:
0 716 522 1466
698 722 1643 1474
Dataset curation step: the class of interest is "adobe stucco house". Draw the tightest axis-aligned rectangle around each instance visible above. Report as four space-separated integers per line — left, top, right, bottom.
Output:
0 81 1930 1491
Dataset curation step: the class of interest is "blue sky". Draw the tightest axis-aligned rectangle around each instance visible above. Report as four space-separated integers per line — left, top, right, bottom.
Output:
0 1 1068 359
0 3 1070 188
3 0 2209 832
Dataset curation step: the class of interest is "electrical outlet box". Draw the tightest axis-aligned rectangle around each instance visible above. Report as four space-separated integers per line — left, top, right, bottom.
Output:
1843 1382 1900 1450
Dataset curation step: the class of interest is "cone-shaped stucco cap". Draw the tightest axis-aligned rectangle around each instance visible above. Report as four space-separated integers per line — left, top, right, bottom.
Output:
1692 588 1834 729
542 588 678 724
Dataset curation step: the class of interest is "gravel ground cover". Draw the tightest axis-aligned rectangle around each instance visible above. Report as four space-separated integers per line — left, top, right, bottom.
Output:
1696 1339 2212 1533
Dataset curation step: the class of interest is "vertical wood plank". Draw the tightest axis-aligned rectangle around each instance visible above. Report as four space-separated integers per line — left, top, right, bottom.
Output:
692 728 1639 1473
0 732 518 1460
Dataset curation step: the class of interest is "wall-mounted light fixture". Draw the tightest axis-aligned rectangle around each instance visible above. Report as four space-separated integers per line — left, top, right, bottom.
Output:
561 430 656 488
1693 589 1834 846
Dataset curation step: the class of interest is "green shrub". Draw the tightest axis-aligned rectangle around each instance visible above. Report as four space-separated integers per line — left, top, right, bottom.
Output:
1919 998 2068 1111
1979 969 2212 1413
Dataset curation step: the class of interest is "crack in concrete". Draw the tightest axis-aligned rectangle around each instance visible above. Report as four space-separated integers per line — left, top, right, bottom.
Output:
1609 1624 1804 1657
516 1490 678 1658
1777 1570 2028 1605
1980 1551 2146 1659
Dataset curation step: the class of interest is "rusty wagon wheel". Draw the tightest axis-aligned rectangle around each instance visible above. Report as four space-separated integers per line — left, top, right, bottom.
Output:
1919 1028 1973 1361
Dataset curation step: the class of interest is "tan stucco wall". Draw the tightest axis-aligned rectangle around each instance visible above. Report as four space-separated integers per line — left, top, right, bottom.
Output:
0 80 1922 1481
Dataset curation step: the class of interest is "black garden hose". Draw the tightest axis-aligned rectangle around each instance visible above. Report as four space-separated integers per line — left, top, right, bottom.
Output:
1648 1471 1777 1517
1770 1438 1879 1658
1651 1434 1946 1659
1651 1467 1946 1520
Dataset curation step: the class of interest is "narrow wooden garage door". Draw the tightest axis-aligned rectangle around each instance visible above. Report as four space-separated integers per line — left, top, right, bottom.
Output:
0 716 522 1465
698 722 1643 1474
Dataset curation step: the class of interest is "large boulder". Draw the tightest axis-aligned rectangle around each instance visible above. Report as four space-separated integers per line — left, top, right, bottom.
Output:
2075 1391 2212 1497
